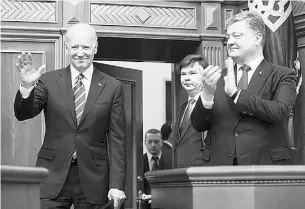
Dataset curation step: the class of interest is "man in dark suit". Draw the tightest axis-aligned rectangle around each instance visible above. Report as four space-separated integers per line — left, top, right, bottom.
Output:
172 55 209 168
14 23 126 208
191 11 297 165
160 121 172 151
142 129 171 209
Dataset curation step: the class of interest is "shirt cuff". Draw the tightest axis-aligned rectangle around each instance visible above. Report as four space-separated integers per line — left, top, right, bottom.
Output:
19 83 35 99
200 93 214 109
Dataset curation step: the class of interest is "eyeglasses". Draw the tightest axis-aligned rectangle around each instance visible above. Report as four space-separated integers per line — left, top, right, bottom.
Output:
67 44 94 53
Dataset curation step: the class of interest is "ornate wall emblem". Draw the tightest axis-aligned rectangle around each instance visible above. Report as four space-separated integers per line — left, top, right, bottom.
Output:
248 0 292 32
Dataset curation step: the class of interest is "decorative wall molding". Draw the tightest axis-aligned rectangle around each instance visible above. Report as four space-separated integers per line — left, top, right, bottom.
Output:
1 34 62 70
90 3 196 30
205 5 219 30
202 46 222 66
1 0 56 22
292 0 305 16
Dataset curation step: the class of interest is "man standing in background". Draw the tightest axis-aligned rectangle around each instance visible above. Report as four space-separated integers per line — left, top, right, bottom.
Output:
143 129 172 209
172 54 209 168
160 121 173 151
14 23 127 208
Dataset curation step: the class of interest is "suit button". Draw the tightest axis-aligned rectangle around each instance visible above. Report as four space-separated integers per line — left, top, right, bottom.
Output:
76 133 79 137
235 132 238 137
228 153 233 157
243 110 247 114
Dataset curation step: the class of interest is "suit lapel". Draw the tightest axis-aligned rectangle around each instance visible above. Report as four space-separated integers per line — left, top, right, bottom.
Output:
176 101 187 144
57 66 77 126
144 154 150 173
78 67 106 126
232 59 273 129
247 59 273 94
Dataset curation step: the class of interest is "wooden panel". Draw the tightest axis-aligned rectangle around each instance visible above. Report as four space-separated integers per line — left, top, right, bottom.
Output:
1 38 59 166
90 2 196 30
1 0 56 22
1 0 62 29
1 165 49 209
61 1 202 40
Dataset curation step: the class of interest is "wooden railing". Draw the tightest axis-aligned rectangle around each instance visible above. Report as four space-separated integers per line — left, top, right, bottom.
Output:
145 166 305 209
1 165 49 209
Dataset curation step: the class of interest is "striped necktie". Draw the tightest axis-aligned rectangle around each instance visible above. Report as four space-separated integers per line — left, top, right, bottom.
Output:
74 74 86 125
179 99 195 135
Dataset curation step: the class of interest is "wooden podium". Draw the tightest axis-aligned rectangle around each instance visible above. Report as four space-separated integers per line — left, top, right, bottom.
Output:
145 166 305 209
1 165 49 209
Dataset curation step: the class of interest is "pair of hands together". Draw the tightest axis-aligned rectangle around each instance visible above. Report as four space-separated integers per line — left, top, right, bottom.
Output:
200 57 238 100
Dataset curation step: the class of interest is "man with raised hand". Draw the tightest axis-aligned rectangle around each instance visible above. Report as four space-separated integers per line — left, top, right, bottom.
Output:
14 23 127 209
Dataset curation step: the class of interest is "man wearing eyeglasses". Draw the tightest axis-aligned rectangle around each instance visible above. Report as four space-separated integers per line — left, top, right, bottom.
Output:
191 11 297 166
14 23 126 209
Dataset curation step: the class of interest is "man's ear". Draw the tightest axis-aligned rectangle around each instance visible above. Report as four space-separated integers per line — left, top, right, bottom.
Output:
94 42 98 54
255 33 263 46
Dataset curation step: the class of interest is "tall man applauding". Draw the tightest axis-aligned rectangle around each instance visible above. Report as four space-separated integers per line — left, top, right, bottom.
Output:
191 11 297 165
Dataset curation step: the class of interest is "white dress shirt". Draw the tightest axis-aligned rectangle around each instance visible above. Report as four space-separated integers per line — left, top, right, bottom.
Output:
70 64 93 98
180 92 201 126
146 151 162 171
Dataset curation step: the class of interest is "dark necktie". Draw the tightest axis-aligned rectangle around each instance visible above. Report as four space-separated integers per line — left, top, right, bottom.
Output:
74 74 86 125
151 156 159 171
238 65 251 90
180 99 195 135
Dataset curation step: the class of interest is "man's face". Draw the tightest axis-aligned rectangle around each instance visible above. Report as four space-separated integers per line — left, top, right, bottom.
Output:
180 62 203 95
66 33 97 72
145 133 163 156
226 20 261 64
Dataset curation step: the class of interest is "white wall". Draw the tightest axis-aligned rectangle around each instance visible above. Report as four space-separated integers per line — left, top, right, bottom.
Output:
99 61 172 153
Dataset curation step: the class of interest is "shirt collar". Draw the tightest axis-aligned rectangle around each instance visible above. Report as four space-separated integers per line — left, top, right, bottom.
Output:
146 151 162 161
70 64 94 83
236 56 264 72
188 91 201 103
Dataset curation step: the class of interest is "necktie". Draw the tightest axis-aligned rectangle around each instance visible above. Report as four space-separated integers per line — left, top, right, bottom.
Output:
74 74 86 125
238 65 251 90
180 99 195 135
151 156 159 171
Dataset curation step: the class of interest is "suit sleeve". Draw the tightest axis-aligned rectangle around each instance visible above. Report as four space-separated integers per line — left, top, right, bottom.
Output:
108 82 127 190
191 97 213 132
14 76 48 121
235 69 297 123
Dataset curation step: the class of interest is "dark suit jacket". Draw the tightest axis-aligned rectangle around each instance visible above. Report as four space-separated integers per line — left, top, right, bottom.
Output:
14 65 126 204
191 59 297 165
143 152 172 195
172 101 206 168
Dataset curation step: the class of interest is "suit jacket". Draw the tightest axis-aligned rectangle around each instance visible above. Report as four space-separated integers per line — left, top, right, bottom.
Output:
191 59 297 165
14 65 126 204
172 101 206 168
143 151 172 195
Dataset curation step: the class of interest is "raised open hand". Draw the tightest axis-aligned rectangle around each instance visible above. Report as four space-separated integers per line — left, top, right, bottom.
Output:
16 52 46 88
224 57 237 96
